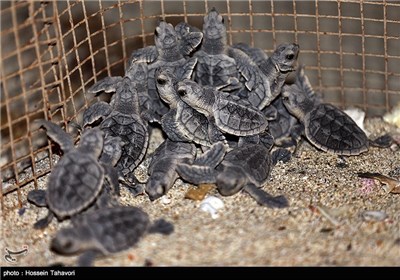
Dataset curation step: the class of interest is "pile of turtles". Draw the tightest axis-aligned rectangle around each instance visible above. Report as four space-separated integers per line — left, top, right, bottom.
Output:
28 8 380 266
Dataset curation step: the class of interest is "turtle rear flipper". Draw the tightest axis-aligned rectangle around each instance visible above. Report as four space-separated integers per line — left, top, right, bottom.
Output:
82 101 112 128
27 189 47 207
243 184 289 208
87 77 122 95
148 219 174 235
176 163 217 185
35 120 74 153
33 212 54 229
194 142 227 167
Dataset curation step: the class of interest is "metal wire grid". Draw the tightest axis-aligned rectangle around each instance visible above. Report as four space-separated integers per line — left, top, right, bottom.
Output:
1 0 400 211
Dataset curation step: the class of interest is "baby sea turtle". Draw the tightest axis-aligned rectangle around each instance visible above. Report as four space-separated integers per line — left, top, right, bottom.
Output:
83 76 149 186
177 133 289 208
50 206 174 266
87 62 158 123
176 79 268 136
194 8 257 92
27 120 119 229
128 20 202 119
233 42 300 107
147 141 227 201
146 139 196 201
156 68 225 146
282 66 369 155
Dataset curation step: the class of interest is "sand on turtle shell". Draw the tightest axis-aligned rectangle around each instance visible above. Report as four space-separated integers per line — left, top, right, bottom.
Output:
1 118 399 266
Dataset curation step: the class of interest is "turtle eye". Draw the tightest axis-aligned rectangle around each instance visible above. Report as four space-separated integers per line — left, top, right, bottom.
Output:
221 17 225 24
154 29 159 37
177 89 187 97
286 53 294 60
157 77 166 85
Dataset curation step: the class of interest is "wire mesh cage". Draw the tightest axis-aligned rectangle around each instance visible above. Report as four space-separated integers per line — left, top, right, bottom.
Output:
1 0 400 212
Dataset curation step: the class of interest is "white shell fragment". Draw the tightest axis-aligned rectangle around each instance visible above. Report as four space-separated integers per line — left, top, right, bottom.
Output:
160 196 171 205
344 107 369 136
199 196 224 219
361 210 388 222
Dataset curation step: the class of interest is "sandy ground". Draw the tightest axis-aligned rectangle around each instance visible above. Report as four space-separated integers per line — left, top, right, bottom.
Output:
1 118 399 267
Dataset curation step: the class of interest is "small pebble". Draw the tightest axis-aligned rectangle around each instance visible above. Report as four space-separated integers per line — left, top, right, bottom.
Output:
199 196 224 219
361 210 388 222
160 196 171 205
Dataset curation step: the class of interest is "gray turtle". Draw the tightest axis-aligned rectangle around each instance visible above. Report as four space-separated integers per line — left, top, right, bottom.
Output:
50 206 174 266
177 132 289 208
176 79 268 136
87 62 158 123
233 42 300 108
83 77 149 187
156 68 225 146
281 66 369 156
146 139 196 201
128 20 202 119
194 8 258 92
27 120 120 229
146 140 227 201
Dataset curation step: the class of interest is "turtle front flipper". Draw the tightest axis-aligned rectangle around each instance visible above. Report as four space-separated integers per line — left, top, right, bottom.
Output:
87 76 122 95
177 57 198 80
27 189 47 207
243 184 289 208
207 121 226 144
33 211 54 229
35 119 74 153
369 134 393 148
82 101 112 128
176 163 217 185
271 148 292 165
148 219 174 235
102 164 120 197
128 46 158 64
227 47 257 91
179 31 203 56
77 250 101 267
194 141 227 167
121 173 145 197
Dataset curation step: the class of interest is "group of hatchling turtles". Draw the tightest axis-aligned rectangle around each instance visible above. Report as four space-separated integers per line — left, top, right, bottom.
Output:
27 8 391 266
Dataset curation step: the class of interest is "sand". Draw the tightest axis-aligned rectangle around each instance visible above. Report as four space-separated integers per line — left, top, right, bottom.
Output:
1 118 399 267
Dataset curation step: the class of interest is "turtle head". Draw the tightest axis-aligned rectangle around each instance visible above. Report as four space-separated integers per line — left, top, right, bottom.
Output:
154 20 179 50
50 228 87 255
79 127 104 158
145 173 170 201
281 81 315 120
203 8 226 44
155 68 179 106
176 79 209 113
271 43 300 73
216 166 246 196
